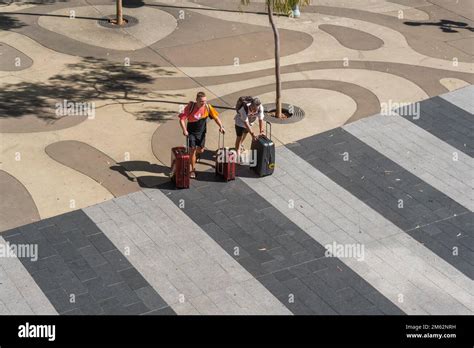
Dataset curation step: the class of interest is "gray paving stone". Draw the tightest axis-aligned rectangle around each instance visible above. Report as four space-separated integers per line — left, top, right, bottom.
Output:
145 306 177 315
64 228 91 249
124 301 152 315
44 288 77 314
83 205 111 224
75 293 103 315
100 297 127 315
440 85 474 114
67 258 98 282
0 236 57 314
135 286 168 310
118 267 149 291
38 224 67 245
102 249 132 272
82 277 115 302
88 233 117 253
78 245 107 268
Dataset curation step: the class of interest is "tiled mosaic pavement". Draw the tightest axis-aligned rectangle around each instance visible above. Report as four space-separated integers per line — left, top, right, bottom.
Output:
0 87 472 315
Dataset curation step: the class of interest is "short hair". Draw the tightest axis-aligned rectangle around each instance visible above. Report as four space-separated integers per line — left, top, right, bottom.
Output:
251 97 261 107
196 91 206 100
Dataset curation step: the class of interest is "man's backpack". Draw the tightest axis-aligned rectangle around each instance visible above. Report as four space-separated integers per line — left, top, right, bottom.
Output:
188 101 211 116
235 96 254 112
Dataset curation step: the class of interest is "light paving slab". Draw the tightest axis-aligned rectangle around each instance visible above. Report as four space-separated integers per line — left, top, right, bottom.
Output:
0 236 57 314
439 85 474 115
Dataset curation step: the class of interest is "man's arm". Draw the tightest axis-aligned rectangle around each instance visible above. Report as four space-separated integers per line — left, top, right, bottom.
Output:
179 103 190 136
258 119 264 135
209 105 225 133
214 117 225 133
180 118 188 136
258 106 265 135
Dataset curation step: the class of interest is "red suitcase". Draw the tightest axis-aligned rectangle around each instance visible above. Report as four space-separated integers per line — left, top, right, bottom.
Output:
215 132 236 181
171 137 190 189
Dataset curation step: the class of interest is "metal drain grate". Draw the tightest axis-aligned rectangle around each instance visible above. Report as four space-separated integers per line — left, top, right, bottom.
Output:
98 15 139 29
263 103 305 124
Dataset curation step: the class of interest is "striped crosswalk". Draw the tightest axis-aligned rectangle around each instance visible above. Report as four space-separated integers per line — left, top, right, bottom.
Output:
242 147 473 314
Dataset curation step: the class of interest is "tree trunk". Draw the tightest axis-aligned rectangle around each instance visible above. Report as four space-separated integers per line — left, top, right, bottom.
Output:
267 1 282 118
116 0 123 26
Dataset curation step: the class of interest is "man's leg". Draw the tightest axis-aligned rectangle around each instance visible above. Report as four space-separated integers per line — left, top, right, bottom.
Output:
235 135 243 160
189 147 197 177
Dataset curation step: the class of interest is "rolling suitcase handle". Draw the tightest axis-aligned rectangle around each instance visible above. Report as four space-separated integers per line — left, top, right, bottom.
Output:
265 121 272 140
183 135 189 181
217 130 225 174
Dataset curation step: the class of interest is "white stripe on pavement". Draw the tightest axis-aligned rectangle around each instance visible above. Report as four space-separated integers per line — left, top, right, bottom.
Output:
439 85 474 115
0 236 58 315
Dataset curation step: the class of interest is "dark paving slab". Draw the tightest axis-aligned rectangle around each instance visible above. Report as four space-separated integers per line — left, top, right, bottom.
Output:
0 42 33 71
158 176 404 315
289 128 474 279
45 140 141 197
319 24 384 51
396 97 474 157
2 209 175 315
0 170 40 233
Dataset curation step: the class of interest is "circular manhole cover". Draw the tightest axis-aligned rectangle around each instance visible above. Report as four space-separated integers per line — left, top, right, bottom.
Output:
98 15 139 29
263 103 305 124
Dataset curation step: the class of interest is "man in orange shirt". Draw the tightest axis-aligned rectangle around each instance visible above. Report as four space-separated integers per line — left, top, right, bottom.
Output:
179 91 225 179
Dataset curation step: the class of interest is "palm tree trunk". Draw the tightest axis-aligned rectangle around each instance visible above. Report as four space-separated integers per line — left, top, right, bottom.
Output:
267 1 282 118
116 0 123 26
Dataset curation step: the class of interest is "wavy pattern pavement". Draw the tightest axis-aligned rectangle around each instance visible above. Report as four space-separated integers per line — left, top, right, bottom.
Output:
0 0 473 232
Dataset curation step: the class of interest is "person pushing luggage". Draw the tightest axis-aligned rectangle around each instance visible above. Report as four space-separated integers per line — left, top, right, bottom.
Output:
179 91 225 179
234 96 265 161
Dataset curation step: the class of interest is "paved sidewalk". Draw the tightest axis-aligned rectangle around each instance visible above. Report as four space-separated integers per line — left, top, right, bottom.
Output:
1 0 474 226
0 87 472 315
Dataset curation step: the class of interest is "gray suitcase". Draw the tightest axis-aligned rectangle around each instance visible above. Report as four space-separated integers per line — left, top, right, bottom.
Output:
251 121 275 177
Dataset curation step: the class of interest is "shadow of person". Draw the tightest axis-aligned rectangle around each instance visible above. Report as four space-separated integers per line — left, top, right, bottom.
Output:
404 19 474 33
110 160 171 188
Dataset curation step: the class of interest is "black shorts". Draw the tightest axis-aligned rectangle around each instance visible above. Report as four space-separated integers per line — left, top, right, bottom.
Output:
235 125 249 137
187 118 207 148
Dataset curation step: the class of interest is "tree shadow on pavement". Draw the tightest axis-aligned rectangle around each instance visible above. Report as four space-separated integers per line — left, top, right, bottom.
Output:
0 56 185 122
0 14 26 30
404 19 474 33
